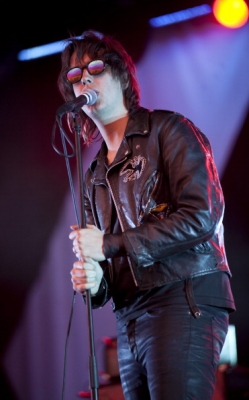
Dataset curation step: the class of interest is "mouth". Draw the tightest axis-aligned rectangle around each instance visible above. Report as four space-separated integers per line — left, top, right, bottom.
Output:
82 89 98 106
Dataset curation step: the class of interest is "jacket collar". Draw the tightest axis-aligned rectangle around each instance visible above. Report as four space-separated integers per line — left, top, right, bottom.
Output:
124 106 150 138
89 107 151 174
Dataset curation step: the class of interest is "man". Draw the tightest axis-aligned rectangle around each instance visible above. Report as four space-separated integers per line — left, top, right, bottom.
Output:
57 30 235 400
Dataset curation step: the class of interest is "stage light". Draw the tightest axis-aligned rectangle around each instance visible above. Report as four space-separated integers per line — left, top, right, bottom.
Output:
213 0 249 28
18 40 66 61
149 4 212 27
18 2 248 61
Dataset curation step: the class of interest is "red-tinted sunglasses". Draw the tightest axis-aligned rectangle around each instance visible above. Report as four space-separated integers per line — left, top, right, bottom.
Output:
66 59 107 84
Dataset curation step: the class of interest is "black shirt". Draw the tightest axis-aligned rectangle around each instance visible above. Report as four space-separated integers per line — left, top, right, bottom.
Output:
113 268 236 325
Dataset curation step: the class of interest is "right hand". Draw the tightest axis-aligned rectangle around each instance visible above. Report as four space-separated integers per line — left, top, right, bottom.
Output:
70 257 103 295
69 224 105 262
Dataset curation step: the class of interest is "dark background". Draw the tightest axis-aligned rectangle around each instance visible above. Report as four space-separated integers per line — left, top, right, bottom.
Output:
0 1 249 399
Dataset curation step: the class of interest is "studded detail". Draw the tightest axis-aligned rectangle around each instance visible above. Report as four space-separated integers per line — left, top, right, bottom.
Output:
120 155 146 182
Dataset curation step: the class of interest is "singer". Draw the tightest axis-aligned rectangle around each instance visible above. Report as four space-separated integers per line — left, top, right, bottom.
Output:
57 30 235 400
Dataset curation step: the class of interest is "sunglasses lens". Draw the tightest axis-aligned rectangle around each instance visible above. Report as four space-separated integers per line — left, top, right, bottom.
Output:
67 68 82 84
66 60 106 84
88 60 105 75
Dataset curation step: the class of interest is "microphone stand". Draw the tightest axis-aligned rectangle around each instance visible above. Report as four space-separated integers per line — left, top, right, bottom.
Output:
71 112 99 400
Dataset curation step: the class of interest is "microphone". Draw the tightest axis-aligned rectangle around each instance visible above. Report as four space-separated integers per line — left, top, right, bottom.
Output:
56 89 97 117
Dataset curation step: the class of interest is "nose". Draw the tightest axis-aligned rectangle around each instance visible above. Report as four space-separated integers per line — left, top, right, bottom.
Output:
81 69 93 85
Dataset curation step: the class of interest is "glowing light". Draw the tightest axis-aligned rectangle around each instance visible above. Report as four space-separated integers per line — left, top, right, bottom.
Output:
213 0 249 28
18 2 248 61
18 40 67 61
149 4 212 27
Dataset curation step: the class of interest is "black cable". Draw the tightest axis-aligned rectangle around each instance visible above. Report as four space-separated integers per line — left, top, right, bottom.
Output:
52 115 80 227
61 290 77 400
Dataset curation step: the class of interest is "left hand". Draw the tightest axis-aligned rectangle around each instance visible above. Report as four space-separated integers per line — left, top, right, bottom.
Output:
69 224 105 262
70 257 103 295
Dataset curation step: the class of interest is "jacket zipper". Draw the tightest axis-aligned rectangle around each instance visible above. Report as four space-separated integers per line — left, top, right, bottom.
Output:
105 160 138 287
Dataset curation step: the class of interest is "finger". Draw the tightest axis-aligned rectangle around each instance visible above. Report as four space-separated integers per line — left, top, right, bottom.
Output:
73 260 95 270
72 246 80 259
71 269 85 279
72 281 96 293
71 269 96 278
72 237 81 247
70 225 79 230
69 230 80 240
69 231 76 240
73 260 84 269
71 272 96 287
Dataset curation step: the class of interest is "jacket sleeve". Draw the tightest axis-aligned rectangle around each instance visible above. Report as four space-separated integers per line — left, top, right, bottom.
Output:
122 112 224 267
82 275 111 309
83 180 112 307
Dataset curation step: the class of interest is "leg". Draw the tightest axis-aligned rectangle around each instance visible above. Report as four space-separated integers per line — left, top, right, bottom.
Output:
117 304 229 400
117 318 151 400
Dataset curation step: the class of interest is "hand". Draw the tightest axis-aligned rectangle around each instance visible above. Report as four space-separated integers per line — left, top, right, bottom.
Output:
70 257 103 295
69 224 105 262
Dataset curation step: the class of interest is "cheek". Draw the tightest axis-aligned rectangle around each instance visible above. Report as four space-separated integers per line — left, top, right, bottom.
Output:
105 78 122 98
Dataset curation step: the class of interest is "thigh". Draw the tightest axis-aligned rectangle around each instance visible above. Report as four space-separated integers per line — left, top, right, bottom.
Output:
117 319 151 400
117 304 229 400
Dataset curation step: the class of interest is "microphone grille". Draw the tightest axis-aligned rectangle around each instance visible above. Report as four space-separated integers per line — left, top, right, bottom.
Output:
84 89 97 105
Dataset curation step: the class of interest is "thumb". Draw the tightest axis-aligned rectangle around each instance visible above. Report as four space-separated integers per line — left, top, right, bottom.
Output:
86 224 98 230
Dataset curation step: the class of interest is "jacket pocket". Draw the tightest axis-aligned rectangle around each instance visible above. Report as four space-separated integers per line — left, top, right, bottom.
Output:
149 202 172 220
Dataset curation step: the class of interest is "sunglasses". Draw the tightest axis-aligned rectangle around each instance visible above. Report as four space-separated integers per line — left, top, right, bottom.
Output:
66 59 107 84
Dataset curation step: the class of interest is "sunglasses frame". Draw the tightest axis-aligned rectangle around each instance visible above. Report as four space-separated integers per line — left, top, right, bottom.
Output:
66 59 107 84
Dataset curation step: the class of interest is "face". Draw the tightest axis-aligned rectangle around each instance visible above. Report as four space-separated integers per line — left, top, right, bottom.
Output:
69 53 128 124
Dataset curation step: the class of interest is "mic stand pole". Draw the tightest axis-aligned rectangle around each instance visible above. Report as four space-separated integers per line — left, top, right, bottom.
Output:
72 112 99 400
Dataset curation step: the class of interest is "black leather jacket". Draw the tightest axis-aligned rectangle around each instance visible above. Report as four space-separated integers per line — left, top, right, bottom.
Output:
84 107 231 306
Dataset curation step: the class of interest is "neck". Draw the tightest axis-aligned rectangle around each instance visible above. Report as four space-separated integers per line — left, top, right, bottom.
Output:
96 113 129 149
96 113 129 164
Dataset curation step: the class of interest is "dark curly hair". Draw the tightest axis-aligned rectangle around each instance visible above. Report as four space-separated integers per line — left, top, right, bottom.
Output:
57 30 140 143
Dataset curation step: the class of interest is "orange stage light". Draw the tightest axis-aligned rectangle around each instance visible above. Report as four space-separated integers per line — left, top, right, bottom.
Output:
213 0 249 28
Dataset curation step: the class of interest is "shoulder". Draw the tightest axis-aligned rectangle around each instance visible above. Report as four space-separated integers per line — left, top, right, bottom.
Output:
148 109 188 131
150 109 191 125
151 109 209 140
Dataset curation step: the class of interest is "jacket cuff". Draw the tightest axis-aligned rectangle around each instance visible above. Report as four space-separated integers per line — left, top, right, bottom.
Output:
82 277 108 309
103 233 126 258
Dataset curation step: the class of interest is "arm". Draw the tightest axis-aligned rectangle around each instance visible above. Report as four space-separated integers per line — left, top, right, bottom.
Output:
121 113 224 266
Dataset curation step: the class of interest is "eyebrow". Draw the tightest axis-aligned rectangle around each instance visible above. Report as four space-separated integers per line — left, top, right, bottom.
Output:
70 61 90 69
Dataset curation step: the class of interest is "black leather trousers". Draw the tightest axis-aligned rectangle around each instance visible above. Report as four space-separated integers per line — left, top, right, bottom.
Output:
116 304 229 400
